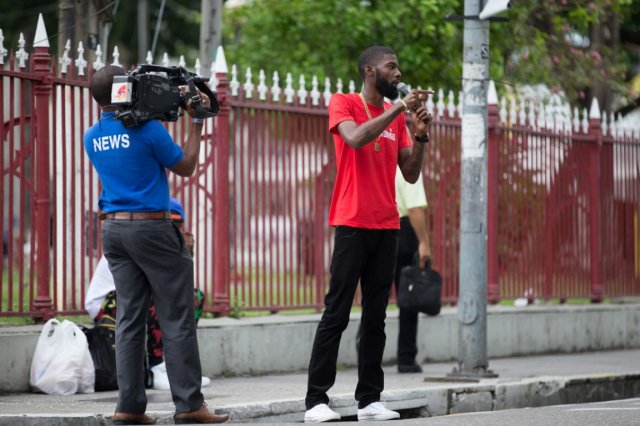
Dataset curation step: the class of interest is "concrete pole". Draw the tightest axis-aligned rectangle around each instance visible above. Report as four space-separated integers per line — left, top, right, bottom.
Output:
57 0 74 58
449 0 496 378
138 0 149 63
199 0 224 76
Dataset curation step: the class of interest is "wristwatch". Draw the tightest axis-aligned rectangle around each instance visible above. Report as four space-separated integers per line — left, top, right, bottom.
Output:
414 133 430 143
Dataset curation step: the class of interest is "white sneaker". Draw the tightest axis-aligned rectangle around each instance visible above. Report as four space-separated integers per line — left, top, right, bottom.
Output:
201 375 212 388
357 401 400 421
304 403 341 423
151 362 170 390
151 362 212 390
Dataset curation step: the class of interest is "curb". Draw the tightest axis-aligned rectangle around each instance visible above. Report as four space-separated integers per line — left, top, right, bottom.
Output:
1 373 639 425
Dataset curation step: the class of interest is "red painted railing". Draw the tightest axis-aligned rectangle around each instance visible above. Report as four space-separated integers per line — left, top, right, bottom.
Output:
1 41 639 321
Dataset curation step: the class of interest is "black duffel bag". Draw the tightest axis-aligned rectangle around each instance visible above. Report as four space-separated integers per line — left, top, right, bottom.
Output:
397 255 442 316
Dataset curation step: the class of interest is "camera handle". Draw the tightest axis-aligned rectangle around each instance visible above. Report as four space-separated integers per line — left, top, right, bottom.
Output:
181 68 219 119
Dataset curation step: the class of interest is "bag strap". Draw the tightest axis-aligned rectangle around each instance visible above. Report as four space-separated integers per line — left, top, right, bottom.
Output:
411 251 433 270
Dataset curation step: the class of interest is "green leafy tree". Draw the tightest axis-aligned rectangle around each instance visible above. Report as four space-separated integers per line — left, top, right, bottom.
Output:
222 0 638 111
490 0 638 110
222 0 462 91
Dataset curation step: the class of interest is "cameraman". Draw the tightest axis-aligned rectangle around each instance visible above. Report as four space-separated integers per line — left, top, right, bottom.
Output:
83 65 228 425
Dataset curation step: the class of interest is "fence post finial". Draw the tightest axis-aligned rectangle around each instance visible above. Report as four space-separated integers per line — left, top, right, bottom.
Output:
111 46 121 66
16 33 29 68
487 80 498 105
0 30 7 65
93 44 104 70
75 41 87 76
33 13 50 48
589 97 601 119
59 39 71 74
214 46 228 74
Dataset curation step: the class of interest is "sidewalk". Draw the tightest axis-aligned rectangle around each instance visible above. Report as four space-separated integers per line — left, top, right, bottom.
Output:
1 349 639 424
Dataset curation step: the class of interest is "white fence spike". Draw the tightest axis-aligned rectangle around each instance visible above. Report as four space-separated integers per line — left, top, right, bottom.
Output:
146 51 153 64
75 41 87 76
297 75 308 104
348 80 356 93
509 98 517 125
336 78 343 94
573 107 580 132
581 108 589 133
284 73 294 103
323 77 332 107
243 67 254 99
194 58 201 76
111 46 121 66
0 29 7 65
310 75 320 106
92 44 104 70
162 52 169 67
436 88 445 117
59 39 71 74
178 55 185 68
271 71 281 102
447 90 456 118
528 101 536 129
258 69 268 101
16 33 28 68
519 99 526 126
229 64 239 96
427 88 435 113
499 96 507 123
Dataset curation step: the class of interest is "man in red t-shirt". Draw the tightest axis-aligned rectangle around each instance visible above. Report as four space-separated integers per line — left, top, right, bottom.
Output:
304 45 434 423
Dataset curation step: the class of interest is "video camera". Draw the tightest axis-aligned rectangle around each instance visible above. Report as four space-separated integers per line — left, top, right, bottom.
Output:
111 64 219 128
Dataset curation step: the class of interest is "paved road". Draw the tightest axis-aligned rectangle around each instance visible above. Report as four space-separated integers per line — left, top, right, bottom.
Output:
245 397 640 425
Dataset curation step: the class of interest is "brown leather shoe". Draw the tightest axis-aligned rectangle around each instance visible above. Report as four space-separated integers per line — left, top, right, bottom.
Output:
174 403 229 424
112 412 157 425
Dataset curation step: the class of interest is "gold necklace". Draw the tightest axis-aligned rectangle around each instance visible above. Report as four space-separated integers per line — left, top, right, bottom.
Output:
358 93 387 153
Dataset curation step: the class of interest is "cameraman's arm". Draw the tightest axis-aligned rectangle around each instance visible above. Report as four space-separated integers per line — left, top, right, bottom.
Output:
170 93 209 177
170 121 203 177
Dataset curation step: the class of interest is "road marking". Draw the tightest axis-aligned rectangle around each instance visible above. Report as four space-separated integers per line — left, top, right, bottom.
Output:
567 408 640 411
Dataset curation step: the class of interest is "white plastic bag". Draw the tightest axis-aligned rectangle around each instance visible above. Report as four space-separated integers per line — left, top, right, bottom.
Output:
29 319 95 395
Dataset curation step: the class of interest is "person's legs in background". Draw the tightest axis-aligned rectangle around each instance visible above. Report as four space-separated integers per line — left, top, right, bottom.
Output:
395 217 422 373
147 289 211 390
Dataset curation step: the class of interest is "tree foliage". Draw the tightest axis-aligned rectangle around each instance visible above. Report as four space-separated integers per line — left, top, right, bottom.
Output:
222 0 639 111
222 0 462 91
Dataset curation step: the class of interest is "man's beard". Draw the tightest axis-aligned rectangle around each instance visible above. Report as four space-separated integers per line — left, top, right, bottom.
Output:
375 71 399 99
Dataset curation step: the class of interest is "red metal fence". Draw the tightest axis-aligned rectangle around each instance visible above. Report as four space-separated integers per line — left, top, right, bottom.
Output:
1 30 639 320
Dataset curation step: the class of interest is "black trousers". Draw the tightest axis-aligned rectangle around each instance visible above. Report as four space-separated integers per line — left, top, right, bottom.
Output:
395 217 420 366
306 226 398 410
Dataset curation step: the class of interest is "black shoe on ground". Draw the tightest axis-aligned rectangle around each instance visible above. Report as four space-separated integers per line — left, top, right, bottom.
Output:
398 363 423 373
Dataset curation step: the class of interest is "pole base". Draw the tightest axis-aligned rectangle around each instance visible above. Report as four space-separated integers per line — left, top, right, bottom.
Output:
447 365 499 379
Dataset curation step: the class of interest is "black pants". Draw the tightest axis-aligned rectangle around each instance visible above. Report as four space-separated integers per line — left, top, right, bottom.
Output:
306 226 398 410
395 217 420 366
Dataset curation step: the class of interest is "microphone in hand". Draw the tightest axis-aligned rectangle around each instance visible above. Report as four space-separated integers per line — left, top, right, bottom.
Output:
397 82 432 125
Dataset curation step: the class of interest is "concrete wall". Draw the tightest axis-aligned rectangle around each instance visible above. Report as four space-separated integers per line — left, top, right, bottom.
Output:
1 304 639 392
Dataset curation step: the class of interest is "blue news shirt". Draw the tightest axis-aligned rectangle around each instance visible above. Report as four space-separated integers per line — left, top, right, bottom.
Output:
83 112 184 213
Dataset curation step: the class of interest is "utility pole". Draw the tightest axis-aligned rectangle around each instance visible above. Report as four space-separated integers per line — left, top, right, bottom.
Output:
57 0 74 58
199 0 224 76
448 0 498 379
138 0 149 62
